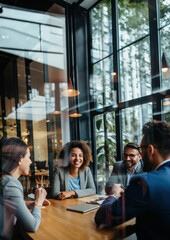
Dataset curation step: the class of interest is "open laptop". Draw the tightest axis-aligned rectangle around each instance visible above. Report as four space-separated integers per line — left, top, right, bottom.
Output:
66 203 99 213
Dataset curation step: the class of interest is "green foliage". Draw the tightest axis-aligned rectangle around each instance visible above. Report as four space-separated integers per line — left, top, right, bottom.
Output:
96 119 102 131
124 138 130 143
95 113 116 178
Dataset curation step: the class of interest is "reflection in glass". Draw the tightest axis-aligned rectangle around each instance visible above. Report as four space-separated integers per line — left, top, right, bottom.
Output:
120 37 151 102
95 112 116 194
118 0 149 48
0 6 65 69
90 0 112 63
91 56 115 109
163 98 170 123
160 25 170 90
0 4 68 191
0 18 40 50
122 103 152 145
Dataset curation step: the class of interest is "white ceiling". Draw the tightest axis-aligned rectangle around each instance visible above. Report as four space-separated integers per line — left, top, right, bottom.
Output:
61 0 99 9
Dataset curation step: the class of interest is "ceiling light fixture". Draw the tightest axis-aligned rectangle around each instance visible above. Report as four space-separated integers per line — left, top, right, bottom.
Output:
61 1 80 98
69 109 82 118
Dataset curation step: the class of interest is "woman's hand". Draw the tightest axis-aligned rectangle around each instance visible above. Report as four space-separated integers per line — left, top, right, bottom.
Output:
34 187 47 208
58 191 76 200
42 199 51 208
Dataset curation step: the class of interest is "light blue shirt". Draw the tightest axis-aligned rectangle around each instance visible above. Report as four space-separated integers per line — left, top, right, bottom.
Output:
68 176 80 191
126 165 138 187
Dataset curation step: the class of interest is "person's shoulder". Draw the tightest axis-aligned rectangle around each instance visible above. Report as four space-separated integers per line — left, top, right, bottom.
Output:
114 161 123 166
54 165 65 171
136 158 143 173
2 174 20 186
84 166 90 172
84 167 92 174
113 161 124 169
54 165 68 175
2 175 22 196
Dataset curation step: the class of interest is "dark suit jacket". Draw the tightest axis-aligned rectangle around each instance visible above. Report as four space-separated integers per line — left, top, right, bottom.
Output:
95 161 170 240
106 158 143 188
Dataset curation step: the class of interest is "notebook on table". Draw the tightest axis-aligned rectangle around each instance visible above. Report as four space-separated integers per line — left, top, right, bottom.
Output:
66 203 99 213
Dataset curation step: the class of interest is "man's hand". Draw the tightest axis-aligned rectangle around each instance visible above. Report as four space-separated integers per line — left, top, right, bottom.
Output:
107 184 124 199
58 191 76 200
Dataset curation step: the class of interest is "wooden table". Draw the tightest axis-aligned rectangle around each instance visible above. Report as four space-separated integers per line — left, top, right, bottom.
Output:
25 195 136 240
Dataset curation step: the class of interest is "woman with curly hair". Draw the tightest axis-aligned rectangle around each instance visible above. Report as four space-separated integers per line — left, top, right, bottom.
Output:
52 140 96 200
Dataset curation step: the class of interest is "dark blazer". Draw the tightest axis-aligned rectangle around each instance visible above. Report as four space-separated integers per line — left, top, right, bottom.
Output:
95 161 170 240
52 166 96 199
106 158 143 188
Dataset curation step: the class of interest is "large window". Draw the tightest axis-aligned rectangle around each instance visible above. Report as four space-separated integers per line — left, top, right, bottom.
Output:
118 0 149 48
122 103 153 145
120 37 151 102
89 0 170 192
91 56 114 109
163 98 170 123
159 0 170 91
95 112 116 194
90 0 112 63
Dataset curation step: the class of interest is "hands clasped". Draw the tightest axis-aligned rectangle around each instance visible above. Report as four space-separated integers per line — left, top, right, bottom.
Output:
58 190 76 200
107 184 124 199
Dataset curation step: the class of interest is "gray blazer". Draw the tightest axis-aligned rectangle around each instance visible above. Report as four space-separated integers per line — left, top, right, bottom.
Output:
52 166 96 199
0 175 41 240
105 158 143 189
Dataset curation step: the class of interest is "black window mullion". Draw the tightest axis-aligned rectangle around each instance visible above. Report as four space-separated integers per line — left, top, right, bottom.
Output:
112 0 122 161
148 0 162 120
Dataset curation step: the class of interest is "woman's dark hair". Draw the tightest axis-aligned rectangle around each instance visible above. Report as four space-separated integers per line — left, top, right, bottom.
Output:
0 137 28 176
58 140 93 171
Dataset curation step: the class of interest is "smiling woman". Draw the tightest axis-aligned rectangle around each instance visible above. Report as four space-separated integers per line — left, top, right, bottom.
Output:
52 141 96 200
0 137 49 240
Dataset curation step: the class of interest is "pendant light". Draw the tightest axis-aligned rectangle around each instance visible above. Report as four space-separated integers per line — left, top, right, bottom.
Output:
61 78 80 97
61 1 80 98
69 109 82 118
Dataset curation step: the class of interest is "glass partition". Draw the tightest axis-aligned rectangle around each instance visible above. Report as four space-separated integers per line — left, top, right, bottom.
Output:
90 55 116 109
160 24 170 91
0 3 68 192
90 0 112 63
89 0 170 197
118 0 149 48
159 0 170 27
122 103 153 145
163 98 170 123
95 111 116 194
120 37 151 102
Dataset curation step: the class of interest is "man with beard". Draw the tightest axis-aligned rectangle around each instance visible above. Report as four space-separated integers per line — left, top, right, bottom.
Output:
105 142 143 195
95 120 170 240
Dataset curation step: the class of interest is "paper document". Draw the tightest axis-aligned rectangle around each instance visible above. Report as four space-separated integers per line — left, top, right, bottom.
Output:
87 195 108 205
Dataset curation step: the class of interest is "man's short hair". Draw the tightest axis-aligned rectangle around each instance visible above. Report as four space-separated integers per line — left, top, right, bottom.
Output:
142 120 170 158
124 142 140 154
